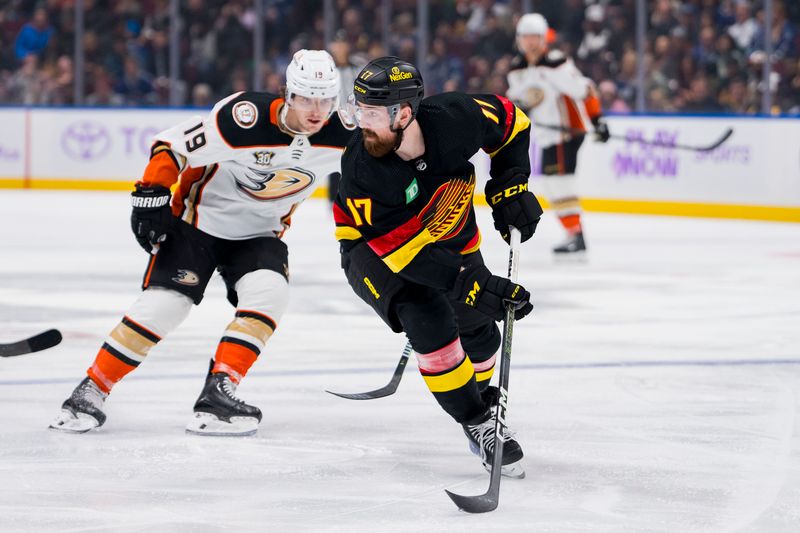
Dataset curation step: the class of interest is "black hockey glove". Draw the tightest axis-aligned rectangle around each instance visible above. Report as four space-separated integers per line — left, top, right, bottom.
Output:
452 264 533 322
592 116 610 143
485 174 543 244
130 184 173 253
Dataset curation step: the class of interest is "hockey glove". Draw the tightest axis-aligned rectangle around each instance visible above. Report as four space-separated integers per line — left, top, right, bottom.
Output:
452 264 533 322
485 174 543 243
130 184 173 254
592 116 610 143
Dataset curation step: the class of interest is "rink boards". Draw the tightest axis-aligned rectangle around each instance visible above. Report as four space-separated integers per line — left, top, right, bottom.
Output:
0 107 798 222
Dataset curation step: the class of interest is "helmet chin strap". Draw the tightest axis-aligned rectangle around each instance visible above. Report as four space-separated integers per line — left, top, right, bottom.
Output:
388 104 416 151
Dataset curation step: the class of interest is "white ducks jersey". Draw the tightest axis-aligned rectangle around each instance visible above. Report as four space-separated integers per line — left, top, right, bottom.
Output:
506 51 591 149
141 91 350 240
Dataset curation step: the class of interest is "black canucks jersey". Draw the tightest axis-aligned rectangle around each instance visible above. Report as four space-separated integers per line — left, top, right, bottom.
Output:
333 92 532 289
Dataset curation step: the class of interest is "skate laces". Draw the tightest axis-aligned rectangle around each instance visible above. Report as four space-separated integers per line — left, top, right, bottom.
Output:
217 375 244 404
75 378 107 407
466 418 516 454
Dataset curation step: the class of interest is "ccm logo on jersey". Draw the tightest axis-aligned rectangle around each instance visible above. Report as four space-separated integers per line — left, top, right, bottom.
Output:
363 276 380 299
235 167 315 200
489 183 528 206
389 66 413 82
172 269 200 286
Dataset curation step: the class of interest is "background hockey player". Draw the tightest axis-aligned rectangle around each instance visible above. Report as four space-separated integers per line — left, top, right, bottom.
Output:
334 57 542 477
50 50 351 436
507 13 610 256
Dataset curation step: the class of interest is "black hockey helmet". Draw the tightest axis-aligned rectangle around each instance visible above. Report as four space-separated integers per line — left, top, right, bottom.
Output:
353 56 424 117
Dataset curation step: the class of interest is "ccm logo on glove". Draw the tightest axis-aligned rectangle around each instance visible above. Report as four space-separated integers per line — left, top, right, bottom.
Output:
488 183 528 206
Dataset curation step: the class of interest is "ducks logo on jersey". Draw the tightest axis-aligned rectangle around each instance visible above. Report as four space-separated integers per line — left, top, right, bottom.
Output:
235 167 315 200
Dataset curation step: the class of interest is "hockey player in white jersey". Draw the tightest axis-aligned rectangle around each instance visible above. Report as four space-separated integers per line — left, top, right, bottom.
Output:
507 13 610 256
50 50 351 436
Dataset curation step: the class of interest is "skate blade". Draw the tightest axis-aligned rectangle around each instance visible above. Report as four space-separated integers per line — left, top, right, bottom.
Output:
553 250 588 263
185 412 259 437
48 409 100 434
486 460 526 479
468 442 526 478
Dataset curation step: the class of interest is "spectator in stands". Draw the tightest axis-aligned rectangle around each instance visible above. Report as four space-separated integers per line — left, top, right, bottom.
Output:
114 56 154 105
191 83 213 107
14 7 53 62
86 69 123 107
728 0 758 51
752 1 797 60
682 76 723 112
426 37 463 94
329 30 362 105
598 80 630 113
577 4 610 62
6 53 45 104
651 0 679 38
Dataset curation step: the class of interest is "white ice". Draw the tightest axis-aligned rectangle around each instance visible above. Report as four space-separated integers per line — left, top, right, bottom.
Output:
0 190 799 532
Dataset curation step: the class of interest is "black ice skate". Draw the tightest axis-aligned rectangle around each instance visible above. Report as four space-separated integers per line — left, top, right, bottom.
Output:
49 377 108 433
462 409 525 479
186 360 262 437
553 231 587 258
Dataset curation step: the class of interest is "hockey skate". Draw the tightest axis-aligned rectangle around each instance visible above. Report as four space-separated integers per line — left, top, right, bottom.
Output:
186 360 262 437
49 377 108 433
462 410 525 479
553 231 587 260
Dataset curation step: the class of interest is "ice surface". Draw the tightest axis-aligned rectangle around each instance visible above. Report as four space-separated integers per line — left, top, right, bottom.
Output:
0 190 799 532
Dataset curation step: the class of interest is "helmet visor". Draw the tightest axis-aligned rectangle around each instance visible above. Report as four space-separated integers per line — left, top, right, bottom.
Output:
289 94 337 114
343 94 394 129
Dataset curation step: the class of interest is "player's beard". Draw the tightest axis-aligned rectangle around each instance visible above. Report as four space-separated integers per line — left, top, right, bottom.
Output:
362 129 398 158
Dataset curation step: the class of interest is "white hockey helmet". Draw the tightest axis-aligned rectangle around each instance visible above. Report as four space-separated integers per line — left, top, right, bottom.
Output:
516 13 549 36
285 49 340 103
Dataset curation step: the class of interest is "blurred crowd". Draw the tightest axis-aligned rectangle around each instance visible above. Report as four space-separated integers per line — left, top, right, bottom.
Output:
0 0 798 114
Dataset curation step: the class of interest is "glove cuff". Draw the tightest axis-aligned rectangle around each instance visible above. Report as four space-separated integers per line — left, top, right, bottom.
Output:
132 184 171 210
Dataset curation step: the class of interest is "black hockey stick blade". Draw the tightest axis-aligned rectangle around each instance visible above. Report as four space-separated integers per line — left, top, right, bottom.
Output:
446 488 499 513
326 341 412 400
695 127 733 152
0 329 63 357
537 123 733 152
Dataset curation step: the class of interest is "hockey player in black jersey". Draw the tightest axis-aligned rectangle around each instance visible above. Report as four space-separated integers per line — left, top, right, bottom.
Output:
334 57 543 477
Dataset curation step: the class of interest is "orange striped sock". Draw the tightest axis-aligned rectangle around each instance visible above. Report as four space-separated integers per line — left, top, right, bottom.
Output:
559 213 583 235
86 316 162 393
213 338 260 384
87 344 139 393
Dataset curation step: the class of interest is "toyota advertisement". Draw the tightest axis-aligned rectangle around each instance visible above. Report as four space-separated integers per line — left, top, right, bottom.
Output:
0 108 199 185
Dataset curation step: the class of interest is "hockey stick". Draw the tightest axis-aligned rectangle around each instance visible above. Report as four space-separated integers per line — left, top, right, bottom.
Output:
445 227 522 514
537 123 733 152
0 329 63 357
325 341 412 400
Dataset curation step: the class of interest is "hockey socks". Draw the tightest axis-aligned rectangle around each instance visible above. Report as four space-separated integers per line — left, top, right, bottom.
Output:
542 173 584 235
416 338 485 423
212 310 275 383
85 288 192 393
88 316 161 393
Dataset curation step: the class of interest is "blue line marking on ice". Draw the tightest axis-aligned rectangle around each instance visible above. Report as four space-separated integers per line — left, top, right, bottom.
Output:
2 357 800 387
